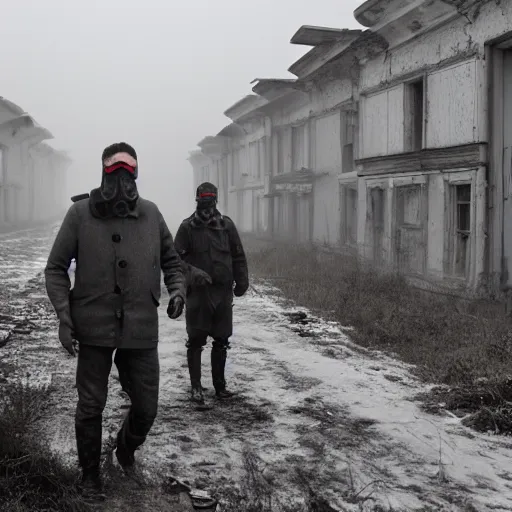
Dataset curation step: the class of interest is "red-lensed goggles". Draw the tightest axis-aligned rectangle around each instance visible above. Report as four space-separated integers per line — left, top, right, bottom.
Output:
198 192 216 198
103 152 137 175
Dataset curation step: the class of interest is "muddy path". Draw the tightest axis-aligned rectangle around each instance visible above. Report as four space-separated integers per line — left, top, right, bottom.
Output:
2 228 512 511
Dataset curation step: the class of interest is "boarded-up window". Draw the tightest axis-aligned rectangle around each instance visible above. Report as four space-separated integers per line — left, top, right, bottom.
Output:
315 113 342 172
341 186 358 245
249 141 259 178
426 60 478 148
292 124 307 171
395 185 427 275
447 184 471 278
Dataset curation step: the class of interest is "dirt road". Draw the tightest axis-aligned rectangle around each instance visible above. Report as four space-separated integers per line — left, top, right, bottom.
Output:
2 227 512 511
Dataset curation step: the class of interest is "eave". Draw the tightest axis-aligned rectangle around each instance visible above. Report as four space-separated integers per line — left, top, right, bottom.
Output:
198 135 229 158
0 114 53 145
353 0 482 49
223 94 269 123
288 29 363 80
251 78 302 100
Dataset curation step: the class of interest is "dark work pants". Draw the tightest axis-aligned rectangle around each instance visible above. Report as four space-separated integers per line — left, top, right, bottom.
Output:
75 345 159 474
186 285 233 392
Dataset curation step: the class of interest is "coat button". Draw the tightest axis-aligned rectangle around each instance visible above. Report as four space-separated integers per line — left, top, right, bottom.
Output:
112 234 121 243
118 260 128 269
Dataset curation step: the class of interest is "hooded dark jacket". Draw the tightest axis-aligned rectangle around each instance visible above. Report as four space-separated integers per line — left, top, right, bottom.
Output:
44 197 185 349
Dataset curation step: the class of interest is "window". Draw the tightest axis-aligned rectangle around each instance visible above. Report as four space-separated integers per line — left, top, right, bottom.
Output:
369 187 385 263
395 184 427 274
341 112 355 174
200 165 209 183
249 141 259 179
292 124 307 171
341 186 358 245
277 131 285 175
258 139 265 179
405 79 424 151
450 184 471 278
0 147 4 185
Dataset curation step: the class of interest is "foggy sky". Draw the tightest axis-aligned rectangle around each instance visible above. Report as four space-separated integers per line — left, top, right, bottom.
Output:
1 0 361 233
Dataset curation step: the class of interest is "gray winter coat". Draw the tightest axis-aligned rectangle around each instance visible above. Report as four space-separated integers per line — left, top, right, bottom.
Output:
44 197 185 349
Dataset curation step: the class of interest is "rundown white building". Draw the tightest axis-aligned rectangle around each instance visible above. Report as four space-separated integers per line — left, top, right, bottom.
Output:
189 0 512 294
0 97 71 231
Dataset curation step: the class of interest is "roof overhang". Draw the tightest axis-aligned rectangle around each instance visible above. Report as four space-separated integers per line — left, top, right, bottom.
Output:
0 97 25 117
250 78 306 100
288 27 363 80
354 0 469 49
223 94 269 123
0 114 53 146
187 149 209 168
217 123 246 138
198 135 229 158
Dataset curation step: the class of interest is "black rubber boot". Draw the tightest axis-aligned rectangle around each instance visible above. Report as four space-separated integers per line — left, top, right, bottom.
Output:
79 467 106 504
187 347 205 404
211 339 234 398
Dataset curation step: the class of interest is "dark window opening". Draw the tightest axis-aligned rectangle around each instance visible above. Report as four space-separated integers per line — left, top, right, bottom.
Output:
406 79 424 152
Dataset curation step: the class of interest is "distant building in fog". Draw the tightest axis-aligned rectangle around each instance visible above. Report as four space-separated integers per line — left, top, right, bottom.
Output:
0 97 71 231
188 0 512 295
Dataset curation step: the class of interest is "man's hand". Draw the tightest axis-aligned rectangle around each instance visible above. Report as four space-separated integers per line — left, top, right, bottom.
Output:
167 290 185 319
233 282 249 298
188 266 212 287
58 317 76 357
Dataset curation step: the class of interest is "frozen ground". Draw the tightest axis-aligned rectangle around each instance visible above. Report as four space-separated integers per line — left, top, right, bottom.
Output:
2 227 512 511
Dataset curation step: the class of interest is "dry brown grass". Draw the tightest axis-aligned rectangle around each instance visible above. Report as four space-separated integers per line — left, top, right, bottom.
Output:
245 238 512 434
0 383 88 512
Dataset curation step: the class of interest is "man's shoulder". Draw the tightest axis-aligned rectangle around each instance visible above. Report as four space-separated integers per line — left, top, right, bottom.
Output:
221 215 236 229
180 213 196 226
138 197 158 212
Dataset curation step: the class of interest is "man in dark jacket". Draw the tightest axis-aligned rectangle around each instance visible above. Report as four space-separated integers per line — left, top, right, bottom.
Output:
45 143 186 503
174 182 249 405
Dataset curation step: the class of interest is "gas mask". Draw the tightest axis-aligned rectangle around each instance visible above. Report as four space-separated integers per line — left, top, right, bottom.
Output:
89 148 140 219
99 170 139 217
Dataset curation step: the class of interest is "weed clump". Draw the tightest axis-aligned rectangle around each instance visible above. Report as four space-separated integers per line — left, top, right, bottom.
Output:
0 383 87 512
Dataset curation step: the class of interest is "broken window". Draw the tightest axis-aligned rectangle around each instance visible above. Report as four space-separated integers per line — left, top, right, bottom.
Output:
395 184 427 275
341 185 358 245
292 124 307 171
405 79 424 152
450 184 471 278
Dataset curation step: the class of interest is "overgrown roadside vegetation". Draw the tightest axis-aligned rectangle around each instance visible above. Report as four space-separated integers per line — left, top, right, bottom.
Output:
245 238 512 435
0 382 87 512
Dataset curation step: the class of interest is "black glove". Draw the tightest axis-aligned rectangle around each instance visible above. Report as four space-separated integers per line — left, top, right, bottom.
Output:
58 313 76 357
188 266 212 287
233 282 249 297
167 290 185 319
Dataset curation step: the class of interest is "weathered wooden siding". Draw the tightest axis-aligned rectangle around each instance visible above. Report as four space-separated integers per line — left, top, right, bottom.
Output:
361 85 404 159
427 60 479 148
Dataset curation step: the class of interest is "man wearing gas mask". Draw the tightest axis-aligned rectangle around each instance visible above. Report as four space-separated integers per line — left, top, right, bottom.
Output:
45 142 186 503
174 182 249 405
